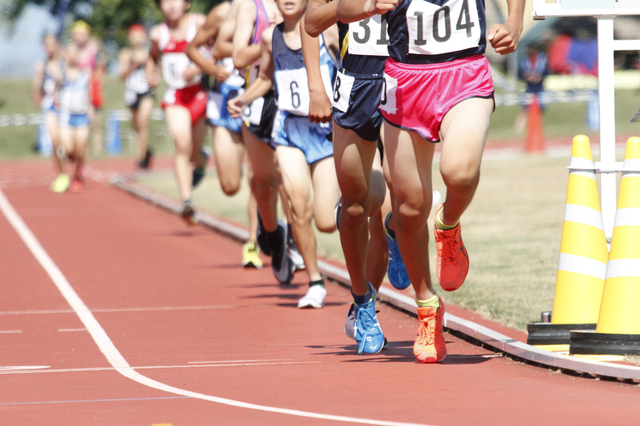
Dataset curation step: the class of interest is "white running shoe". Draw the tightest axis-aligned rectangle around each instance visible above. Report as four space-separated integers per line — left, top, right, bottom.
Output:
344 304 356 340
298 285 327 309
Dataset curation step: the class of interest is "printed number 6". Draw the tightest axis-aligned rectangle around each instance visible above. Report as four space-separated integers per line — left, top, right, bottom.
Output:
290 81 301 109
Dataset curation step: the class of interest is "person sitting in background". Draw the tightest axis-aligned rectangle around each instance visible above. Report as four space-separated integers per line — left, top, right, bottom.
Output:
119 24 155 169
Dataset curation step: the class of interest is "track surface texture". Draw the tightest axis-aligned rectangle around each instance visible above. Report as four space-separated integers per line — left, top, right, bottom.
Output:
1 158 639 426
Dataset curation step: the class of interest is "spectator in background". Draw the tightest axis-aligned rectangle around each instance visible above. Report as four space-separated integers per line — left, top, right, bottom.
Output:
119 24 155 169
515 44 548 134
70 21 107 155
33 33 67 192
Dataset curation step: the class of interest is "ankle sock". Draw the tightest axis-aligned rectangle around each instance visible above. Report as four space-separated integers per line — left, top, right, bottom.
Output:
416 294 439 308
352 288 371 305
385 212 396 239
435 208 458 230
309 279 325 288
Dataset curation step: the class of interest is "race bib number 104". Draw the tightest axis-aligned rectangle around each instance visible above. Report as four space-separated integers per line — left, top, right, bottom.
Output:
407 0 481 55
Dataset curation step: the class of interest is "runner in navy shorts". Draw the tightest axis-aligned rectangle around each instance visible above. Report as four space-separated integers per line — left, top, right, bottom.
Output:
332 70 384 143
303 7 407 354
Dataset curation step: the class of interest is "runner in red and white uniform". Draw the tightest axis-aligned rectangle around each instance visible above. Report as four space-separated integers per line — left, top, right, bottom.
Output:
147 0 207 223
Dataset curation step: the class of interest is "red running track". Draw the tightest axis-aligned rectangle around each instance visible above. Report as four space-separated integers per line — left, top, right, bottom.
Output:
1 161 639 426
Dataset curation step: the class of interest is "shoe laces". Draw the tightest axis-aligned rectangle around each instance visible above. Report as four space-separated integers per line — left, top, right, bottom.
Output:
356 302 377 354
416 309 436 347
439 229 461 263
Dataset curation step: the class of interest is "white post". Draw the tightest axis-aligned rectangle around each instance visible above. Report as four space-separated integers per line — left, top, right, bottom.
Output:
597 16 617 243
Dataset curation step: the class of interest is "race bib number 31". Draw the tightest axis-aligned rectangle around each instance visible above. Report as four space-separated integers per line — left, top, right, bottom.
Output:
407 0 481 56
348 15 390 57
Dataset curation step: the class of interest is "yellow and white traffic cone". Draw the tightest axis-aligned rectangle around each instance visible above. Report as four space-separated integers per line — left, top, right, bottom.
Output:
571 137 640 358
527 135 608 351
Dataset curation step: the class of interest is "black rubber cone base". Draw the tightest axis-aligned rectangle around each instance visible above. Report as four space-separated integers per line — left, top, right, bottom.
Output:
570 330 640 355
527 322 596 346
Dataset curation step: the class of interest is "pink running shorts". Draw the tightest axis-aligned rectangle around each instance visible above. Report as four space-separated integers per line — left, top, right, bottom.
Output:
380 55 494 142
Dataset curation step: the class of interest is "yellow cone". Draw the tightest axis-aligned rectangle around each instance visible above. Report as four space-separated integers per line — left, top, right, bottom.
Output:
596 137 640 334
551 135 608 325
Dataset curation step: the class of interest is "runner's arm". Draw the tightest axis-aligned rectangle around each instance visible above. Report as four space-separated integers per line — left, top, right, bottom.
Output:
118 49 135 81
32 62 44 107
301 18 332 124
145 26 162 88
305 0 338 38
227 27 275 118
232 0 262 69
213 0 244 59
186 5 230 77
488 0 525 55
180 13 209 81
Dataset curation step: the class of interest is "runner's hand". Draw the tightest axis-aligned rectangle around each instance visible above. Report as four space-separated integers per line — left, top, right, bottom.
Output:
147 69 161 88
487 22 522 55
227 96 246 119
182 66 201 82
309 90 332 124
213 64 231 83
373 0 400 14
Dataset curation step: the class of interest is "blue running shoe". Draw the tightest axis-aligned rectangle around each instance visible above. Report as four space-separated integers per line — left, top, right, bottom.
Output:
384 212 411 290
353 284 385 354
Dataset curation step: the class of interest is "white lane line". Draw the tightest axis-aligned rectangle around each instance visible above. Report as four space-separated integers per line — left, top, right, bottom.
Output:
0 366 50 371
0 189 432 426
187 359 292 364
0 395 190 406
59 328 87 332
0 361 320 375
0 330 22 334
0 305 275 316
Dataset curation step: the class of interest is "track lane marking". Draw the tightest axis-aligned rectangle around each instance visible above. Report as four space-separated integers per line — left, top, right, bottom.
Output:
0 304 280 316
0 361 321 375
0 396 189 406
0 189 433 426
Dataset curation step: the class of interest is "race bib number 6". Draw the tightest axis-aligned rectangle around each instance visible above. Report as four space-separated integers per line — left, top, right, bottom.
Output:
407 0 481 56
275 65 332 116
348 15 390 57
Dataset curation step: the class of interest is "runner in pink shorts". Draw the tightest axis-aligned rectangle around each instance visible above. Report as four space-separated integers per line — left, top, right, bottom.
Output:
381 54 494 142
337 0 525 363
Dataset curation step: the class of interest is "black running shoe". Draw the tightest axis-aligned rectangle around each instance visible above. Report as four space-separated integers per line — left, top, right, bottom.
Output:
192 149 209 188
268 221 294 285
334 196 342 232
256 211 272 256
139 149 153 169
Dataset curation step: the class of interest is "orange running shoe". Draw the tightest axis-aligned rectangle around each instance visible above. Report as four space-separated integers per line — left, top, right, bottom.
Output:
70 177 84 193
414 298 446 363
434 205 469 291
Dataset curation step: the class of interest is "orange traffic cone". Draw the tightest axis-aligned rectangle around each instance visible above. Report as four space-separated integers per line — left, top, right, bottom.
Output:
527 136 607 350
571 137 640 357
525 95 544 153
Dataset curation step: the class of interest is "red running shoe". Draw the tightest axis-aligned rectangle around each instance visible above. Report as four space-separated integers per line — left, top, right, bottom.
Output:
70 177 83 193
414 298 446 363
434 205 469 291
